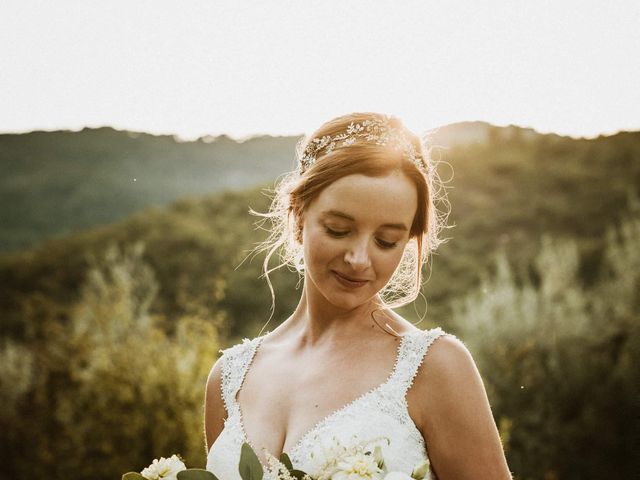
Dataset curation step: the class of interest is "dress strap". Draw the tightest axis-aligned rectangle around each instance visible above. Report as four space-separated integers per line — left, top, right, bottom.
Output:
218 337 262 415
393 327 447 396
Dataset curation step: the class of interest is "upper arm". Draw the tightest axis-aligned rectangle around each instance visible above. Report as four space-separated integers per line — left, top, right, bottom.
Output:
412 335 512 480
204 355 227 452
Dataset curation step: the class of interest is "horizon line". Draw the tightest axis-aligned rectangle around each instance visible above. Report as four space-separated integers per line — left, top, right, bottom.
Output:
0 120 637 143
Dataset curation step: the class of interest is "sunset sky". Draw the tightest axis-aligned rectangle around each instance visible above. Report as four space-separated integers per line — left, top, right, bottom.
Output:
2 0 638 140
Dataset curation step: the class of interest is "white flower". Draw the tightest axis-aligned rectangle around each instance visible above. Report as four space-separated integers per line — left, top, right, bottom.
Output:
309 435 347 480
384 472 413 480
140 455 186 480
331 451 385 480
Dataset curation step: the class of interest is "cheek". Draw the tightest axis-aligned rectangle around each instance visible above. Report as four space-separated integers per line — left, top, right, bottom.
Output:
304 230 333 266
376 249 406 280
380 253 402 275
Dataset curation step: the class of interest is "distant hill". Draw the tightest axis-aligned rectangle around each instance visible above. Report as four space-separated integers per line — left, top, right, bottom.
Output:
0 127 296 252
1 121 559 253
1 124 638 341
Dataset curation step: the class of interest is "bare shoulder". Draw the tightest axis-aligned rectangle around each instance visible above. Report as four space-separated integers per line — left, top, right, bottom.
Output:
411 332 486 425
421 333 477 385
204 355 227 452
410 332 513 479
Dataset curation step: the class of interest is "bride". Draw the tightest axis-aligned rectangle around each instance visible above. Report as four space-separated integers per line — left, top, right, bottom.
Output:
204 113 512 479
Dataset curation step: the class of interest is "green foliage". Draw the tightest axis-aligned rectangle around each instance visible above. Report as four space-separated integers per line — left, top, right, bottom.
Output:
122 473 146 480
0 185 306 352
435 130 640 308
0 242 220 479
279 452 294 471
0 337 34 417
451 204 639 480
177 469 219 480
239 442 264 480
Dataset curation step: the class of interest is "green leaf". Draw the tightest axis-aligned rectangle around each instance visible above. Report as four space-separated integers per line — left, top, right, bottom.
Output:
239 442 263 480
177 468 220 480
279 451 309 479
279 452 294 471
122 473 146 480
290 469 309 480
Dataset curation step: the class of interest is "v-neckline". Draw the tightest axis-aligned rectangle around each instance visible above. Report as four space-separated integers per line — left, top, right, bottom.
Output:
233 331 413 465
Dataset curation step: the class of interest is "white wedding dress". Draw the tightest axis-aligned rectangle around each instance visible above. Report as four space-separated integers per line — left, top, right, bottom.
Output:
206 327 447 479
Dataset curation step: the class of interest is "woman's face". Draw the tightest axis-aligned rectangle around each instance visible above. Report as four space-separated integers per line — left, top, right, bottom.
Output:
301 171 418 312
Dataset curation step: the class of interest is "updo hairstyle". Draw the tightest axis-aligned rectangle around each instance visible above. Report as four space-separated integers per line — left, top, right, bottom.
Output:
248 112 451 320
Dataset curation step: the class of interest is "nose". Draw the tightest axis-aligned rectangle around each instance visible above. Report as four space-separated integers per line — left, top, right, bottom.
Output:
344 238 371 270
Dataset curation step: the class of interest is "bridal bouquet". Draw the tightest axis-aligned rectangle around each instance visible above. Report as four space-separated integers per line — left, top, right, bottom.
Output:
122 437 430 480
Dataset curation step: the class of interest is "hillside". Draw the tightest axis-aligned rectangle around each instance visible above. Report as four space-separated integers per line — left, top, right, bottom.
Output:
0 128 295 252
2 126 638 341
1 121 543 253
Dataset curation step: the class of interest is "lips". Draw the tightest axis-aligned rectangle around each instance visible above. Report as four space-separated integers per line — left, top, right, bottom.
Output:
332 271 369 288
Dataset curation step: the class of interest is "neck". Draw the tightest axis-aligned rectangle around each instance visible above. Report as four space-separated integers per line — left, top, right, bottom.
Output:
282 281 389 348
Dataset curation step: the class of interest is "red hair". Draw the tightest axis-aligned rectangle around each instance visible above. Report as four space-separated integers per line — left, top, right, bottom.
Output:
248 112 451 324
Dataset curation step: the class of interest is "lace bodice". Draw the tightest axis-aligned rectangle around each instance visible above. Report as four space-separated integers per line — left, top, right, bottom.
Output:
206 327 447 479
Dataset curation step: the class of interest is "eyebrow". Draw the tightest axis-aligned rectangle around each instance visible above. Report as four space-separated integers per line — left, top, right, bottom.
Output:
321 209 408 231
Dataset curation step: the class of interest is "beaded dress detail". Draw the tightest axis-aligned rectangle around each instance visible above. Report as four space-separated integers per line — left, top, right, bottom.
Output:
206 328 447 479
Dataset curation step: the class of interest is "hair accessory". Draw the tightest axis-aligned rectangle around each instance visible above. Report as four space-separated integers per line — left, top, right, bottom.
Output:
298 117 429 174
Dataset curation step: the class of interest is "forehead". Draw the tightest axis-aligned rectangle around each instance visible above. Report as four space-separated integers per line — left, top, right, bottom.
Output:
308 173 417 227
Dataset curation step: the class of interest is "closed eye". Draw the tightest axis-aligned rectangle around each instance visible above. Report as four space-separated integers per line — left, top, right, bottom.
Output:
324 227 398 249
325 227 348 237
376 239 398 249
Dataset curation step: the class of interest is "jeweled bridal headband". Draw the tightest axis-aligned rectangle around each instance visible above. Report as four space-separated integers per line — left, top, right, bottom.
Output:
297 116 430 175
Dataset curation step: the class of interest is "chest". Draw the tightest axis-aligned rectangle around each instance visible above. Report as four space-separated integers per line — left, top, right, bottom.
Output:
236 338 402 463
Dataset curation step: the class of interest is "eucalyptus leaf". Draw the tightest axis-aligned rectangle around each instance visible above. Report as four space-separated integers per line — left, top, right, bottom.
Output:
279 452 294 471
177 468 220 480
290 469 309 480
122 473 146 480
239 442 263 480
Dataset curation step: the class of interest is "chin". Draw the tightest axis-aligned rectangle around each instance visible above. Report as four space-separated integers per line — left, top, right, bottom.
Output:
326 287 379 311
330 296 364 311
